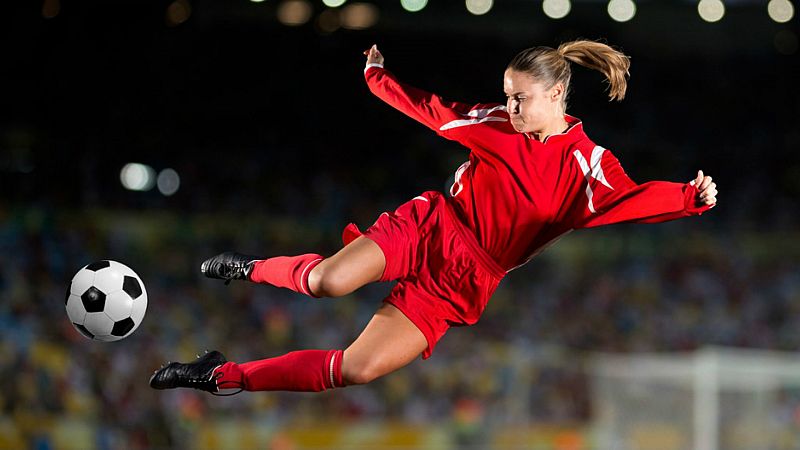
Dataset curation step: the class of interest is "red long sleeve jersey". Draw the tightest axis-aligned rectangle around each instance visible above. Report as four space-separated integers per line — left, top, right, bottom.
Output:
365 65 711 271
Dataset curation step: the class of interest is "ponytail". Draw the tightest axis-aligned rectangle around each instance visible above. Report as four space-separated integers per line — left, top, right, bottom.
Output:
508 39 631 106
557 40 630 101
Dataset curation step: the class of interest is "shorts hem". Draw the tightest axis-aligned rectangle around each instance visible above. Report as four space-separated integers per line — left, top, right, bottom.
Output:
383 298 437 360
360 234 393 283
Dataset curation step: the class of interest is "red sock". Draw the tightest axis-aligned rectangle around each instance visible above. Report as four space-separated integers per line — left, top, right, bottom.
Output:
215 350 344 392
249 254 323 297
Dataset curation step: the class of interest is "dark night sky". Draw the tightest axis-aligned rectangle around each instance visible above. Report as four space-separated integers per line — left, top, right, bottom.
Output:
1 0 798 229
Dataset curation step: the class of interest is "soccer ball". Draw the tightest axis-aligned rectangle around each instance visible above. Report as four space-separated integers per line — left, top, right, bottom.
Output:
65 260 148 342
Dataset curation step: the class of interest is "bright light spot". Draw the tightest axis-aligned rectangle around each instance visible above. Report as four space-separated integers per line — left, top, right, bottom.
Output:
317 9 341 33
278 0 313 25
401 0 427 12
250 0 266 3
698 0 725 22
543 0 571 19
322 0 346 7
466 0 493 15
341 3 379 29
608 0 635 22
157 169 180 196
120 163 156 192
768 0 794 23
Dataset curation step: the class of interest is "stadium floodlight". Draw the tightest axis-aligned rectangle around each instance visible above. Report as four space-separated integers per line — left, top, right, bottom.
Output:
768 0 794 23
466 0 493 15
157 169 180 196
120 163 156 192
317 9 341 33
322 0 346 7
608 0 636 22
543 0 571 19
401 0 428 12
249 0 265 3
698 0 725 22
277 0 313 25
341 3 379 29
165 0 191 27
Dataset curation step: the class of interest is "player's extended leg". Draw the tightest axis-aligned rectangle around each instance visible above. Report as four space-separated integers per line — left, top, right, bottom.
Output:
307 236 385 298
201 236 384 298
341 303 427 385
149 304 426 393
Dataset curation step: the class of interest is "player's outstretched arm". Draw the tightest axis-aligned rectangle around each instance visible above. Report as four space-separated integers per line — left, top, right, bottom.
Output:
362 44 506 144
570 148 717 228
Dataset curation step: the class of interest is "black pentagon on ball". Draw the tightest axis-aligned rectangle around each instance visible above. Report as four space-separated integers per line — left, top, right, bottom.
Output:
85 260 111 271
80 286 106 313
74 323 94 339
111 317 135 337
122 276 143 299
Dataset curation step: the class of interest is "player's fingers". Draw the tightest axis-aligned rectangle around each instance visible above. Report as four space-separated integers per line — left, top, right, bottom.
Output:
699 176 713 191
700 188 718 204
691 170 702 186
699 183 715 197
700 185 716 197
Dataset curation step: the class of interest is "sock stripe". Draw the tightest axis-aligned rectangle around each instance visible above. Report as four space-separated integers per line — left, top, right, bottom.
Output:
299 258 323 296
210 364 223 392
328 352 337 389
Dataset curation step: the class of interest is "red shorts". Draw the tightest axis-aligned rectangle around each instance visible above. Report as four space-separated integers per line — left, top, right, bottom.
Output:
342 191 505 359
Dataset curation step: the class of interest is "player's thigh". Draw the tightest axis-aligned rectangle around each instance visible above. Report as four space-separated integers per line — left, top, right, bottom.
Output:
309 236 386 296
342 303 426 385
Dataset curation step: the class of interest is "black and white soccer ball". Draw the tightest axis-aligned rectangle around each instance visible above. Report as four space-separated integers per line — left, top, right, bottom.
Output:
65 260 148 342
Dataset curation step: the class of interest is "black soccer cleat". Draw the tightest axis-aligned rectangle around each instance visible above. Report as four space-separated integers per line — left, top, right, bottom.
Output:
149 350 233 395
201 252 262 285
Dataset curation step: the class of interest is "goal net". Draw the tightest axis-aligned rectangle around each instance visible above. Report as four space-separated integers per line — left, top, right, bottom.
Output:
589 346 800 450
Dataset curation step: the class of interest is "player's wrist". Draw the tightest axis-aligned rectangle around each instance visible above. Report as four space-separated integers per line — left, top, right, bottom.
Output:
364 63 384 74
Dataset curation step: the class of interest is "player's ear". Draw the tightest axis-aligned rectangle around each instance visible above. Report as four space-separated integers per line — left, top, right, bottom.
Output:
550 82 565 103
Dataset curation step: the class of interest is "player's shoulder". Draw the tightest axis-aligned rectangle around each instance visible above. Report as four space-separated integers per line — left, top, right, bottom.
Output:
469 103 508 117
472 103 514 132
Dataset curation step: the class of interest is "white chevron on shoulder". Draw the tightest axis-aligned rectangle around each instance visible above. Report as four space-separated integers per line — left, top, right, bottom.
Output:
439 105 508 131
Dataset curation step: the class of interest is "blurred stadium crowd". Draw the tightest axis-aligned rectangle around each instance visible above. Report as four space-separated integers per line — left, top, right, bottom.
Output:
2 1 799 448
1 201 799 448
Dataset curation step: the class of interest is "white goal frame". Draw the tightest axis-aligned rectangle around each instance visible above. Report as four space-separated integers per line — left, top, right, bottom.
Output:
590 346 800 450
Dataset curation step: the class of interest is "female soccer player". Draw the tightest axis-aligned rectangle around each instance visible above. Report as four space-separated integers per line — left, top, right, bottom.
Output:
150 40 717 395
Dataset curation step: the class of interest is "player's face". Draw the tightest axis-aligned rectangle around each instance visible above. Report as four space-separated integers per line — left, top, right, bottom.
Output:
503 69 564 134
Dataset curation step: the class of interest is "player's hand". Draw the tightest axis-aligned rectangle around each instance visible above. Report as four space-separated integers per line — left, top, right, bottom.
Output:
363 44 384 67
690 170 717 206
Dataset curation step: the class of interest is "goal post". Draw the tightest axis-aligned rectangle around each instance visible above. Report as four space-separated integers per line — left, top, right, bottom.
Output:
589 346 800 450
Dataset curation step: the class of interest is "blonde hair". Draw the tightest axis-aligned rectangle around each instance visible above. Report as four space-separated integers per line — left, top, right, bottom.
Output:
507 40 631 106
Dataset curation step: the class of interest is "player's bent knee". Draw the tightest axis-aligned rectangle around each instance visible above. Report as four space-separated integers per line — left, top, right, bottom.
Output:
311 266 355 298
341 354 393 385
342 364 384 386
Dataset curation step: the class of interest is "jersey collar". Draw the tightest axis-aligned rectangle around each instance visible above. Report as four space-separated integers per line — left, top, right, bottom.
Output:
527 114 584 144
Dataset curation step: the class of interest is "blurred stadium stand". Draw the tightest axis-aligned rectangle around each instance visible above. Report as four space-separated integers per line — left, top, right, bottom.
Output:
1 0 798 448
